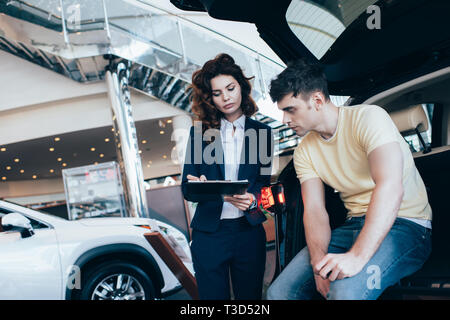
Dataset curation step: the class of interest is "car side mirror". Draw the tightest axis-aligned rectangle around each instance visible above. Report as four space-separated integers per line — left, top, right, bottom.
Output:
1 212 35 238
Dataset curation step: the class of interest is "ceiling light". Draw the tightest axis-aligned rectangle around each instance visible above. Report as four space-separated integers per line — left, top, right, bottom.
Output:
6 166 11 170
167 119 172 124
62 163 67 167
0 147 6 152
32 175 37 179
49 169 54 173
142 140 147 144
54 137 60 142
105 138 110 142
90 147 96 152
57 157 62 162
1 177 6 181
99 154 104 158
20 169 24 174
162 155 167 159
14 158 20 163
49 147 55 152
160 130 164 135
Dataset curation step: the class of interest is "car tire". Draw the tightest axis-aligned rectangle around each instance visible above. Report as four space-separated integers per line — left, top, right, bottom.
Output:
79 260 156 300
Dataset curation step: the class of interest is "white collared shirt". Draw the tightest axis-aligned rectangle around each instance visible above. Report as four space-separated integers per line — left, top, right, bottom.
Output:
220 114 246 220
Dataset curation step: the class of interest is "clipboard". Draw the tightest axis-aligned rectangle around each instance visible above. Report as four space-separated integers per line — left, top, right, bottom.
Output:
186 180 249 196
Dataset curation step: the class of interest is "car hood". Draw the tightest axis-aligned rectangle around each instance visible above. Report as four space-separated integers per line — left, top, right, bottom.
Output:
76 217 179 235
77 217 153 227
171 0 450 102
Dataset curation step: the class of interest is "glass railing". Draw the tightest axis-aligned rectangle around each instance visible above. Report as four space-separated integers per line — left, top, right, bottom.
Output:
3 0 303 154
4 0 285 101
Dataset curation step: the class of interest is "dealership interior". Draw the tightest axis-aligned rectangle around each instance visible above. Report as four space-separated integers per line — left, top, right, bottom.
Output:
1 0 446 302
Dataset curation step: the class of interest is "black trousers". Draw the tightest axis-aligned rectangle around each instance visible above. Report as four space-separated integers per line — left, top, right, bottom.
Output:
190 217 267 300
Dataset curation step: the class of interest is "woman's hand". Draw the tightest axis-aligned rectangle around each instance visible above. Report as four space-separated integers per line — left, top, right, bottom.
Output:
223 192 255 211
187 174 207 181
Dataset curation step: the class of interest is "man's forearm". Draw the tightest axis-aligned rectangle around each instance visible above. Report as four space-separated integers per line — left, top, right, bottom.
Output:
349 183 403 264
304 209 332 265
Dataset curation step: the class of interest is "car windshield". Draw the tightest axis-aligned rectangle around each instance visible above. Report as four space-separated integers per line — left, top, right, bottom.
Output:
286 0 378 59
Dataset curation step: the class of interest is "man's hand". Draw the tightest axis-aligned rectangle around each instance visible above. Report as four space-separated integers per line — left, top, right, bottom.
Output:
314 252 367 281
223 193 255 211
314 274 330 299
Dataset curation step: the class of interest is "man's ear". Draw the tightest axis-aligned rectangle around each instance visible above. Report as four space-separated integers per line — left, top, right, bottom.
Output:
311 91 326 111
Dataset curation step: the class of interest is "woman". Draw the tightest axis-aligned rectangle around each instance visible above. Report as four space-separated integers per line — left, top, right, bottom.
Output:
181 53 273 300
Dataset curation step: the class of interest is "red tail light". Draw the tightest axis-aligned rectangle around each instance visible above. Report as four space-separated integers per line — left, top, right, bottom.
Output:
278 192 285 204
261 187 275 210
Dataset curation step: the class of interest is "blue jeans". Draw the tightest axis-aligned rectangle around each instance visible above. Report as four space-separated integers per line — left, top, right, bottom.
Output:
267 216 432 300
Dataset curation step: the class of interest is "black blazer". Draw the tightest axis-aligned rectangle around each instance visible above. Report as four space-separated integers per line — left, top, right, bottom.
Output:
182 117 274 233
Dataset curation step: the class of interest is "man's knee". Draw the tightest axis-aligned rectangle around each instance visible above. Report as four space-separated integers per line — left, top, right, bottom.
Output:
266 281 286 300
327 286 361 300
327 281 381 300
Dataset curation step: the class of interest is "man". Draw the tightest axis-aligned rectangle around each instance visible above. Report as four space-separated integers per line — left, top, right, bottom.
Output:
266 59 432 300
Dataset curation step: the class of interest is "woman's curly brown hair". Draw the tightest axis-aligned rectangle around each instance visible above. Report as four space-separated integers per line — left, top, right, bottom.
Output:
189 53 258 132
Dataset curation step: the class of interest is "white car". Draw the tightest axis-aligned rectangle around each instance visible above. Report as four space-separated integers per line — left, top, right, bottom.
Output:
0 199 194 300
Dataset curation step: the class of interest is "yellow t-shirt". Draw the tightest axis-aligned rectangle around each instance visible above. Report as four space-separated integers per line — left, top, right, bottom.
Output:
293 104 432 221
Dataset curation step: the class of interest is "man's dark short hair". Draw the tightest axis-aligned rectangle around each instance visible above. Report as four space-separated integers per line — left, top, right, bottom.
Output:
269 59 330 103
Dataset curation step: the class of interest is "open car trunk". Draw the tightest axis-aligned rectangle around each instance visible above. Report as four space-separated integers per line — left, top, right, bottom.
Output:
171 0 450 103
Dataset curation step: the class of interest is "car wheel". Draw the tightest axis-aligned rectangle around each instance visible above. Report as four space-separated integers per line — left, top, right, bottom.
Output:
80 261 156 300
